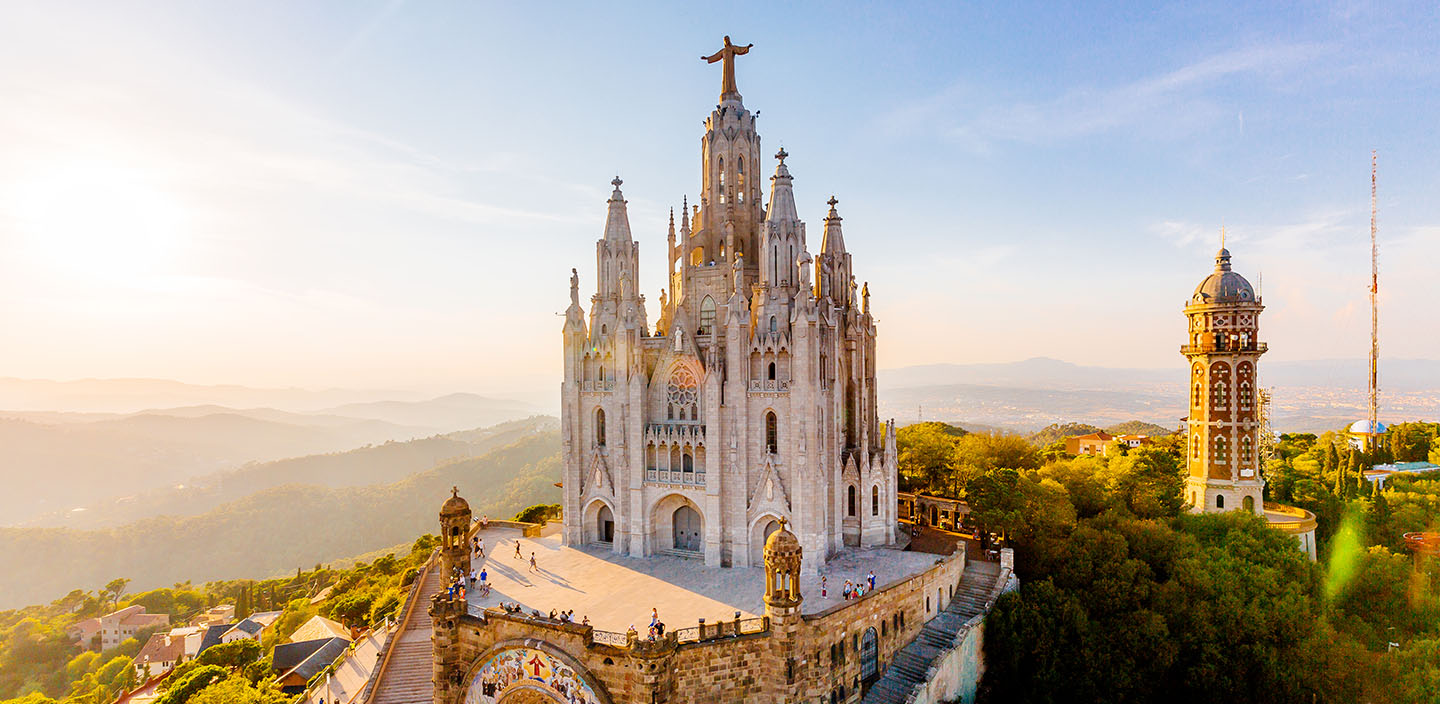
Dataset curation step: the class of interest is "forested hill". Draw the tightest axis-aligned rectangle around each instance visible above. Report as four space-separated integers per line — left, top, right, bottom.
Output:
0 432 561 609
31 416 558 529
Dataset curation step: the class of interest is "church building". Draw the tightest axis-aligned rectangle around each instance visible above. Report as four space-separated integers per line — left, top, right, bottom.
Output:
559 36 898 570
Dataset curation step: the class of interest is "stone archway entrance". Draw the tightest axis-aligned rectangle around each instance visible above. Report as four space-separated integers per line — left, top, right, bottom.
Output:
597 505 614 543
673 505 702 552
498 689 564 704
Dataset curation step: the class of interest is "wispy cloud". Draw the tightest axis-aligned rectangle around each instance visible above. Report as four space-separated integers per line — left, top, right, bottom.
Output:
882 43 1327 150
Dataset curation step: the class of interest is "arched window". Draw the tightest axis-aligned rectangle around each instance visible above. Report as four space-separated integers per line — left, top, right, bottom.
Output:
1243 495 1255 513
871 486 879 516
1214 435 1227 463
699 296 716 336
765 411 778 454
1212 380 1228 408
682 452 694 477
1216 494 1225 509
768 362 776 381
737 157 745 202
769 316 777 333
1239 382 1253 410
595 408 606 446
718 157 725 203
848 485 857 517
1240 435 1253 465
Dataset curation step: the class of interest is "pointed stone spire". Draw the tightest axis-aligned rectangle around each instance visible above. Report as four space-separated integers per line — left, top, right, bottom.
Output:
766 148 797 224
680 195 690 235
821 195 846 254
603 176 632 243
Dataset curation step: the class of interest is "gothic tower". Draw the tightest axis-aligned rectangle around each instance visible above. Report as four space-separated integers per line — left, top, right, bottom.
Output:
1182 244 1266 515
561 38 897 572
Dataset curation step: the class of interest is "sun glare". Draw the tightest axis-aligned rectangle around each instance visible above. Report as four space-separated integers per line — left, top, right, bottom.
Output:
16 160 185 281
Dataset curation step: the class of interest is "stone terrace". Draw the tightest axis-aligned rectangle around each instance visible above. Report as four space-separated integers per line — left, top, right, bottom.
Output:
463 525 944 633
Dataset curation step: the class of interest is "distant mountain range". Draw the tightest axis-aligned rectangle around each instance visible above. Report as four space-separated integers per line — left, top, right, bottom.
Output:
0 390 540 526
0 429 562 610
878 357 1440 434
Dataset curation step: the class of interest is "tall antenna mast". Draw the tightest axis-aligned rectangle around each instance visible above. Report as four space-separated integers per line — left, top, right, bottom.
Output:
1368 151 1380 449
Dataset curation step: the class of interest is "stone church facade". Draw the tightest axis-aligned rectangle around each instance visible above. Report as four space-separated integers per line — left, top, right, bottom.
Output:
1182 244 1267 514
559 38 898 571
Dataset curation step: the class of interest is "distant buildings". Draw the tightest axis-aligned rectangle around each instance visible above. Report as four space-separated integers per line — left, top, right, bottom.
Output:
287 614 351 644
1066 431 1112 456
132 631 186 680
1363 461 1440 489
1347 419 1388 451
68 605 169 651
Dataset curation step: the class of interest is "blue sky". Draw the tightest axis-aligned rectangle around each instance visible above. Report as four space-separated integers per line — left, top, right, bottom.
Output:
0 1 1435 394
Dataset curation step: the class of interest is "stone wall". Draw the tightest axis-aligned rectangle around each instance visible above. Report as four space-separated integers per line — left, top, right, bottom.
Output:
435 548 967 703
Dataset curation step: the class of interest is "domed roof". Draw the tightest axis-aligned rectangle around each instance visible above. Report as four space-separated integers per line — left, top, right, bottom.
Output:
441 487 471 516
1191 248 1256 305
765 519 801 554
1348 419 1387 435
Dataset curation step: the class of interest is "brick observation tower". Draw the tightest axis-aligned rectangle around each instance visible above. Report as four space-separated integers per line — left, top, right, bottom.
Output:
1182 241 1267 515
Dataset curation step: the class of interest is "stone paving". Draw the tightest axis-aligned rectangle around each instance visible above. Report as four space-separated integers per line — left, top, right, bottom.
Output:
462 526 944 633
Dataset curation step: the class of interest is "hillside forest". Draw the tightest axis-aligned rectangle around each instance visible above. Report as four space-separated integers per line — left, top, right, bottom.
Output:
895 420 1440 703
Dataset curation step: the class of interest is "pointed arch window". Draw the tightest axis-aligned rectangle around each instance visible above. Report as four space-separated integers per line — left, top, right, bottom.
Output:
1214 435 1228 464
595 408 606 447
699 296 716 336
1239 381 1253 410
718 157 726 203
737 157 745 202
765 411 778 454
1240 435 1254 465
1211 380 1229 408
769 316 778 333
768 362 777 381
848 485 857 517
871 486 880 516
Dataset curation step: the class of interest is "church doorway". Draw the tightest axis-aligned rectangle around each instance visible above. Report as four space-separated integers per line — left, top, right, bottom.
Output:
860 627 879 683
673 506 702 552
597 505 614 543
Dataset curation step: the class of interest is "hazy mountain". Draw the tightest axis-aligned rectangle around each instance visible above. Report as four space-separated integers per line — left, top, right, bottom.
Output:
0 431 562 609
879 357 1440 433
0 412 437 526
0 377 424 414
23 416 559 529
320 392 537 432
881 357 1440 392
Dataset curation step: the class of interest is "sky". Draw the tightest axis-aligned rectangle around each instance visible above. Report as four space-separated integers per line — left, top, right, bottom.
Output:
0 1 1436 396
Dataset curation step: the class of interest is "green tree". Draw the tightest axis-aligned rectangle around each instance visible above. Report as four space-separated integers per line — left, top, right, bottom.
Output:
102 578 131 610
153 665 226 704
896 423 961 494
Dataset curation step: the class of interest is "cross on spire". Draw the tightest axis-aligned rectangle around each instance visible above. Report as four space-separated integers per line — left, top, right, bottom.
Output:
775 147 788 163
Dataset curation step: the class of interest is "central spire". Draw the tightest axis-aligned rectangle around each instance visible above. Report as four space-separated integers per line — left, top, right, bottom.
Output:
701 35 753 103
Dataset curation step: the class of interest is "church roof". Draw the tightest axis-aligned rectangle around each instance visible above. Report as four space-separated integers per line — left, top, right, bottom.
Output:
603 177 633 243
765 148 798 224
1191 248 1256 305
820 196 845 255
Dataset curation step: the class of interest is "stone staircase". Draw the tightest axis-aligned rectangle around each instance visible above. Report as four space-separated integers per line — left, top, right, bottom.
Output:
367 564 440 704
862 560 1002 704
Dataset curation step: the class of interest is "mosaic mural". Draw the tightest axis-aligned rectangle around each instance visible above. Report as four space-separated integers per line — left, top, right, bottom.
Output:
465 646 602 704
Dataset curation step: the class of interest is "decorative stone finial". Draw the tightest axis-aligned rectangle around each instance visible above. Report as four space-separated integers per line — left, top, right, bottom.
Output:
612 176 623 189
451 486 459 498
775 147 788 163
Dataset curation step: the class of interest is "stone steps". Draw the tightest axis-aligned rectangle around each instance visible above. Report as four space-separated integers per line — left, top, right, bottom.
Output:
368 565 440 704
861 560 1002 704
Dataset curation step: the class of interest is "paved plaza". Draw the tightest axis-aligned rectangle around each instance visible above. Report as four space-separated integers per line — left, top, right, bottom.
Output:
462 525 945 633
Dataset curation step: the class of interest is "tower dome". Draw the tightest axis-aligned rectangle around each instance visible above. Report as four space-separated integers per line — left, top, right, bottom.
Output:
441 487 471 517
1191 248 1256 304
764 521 801 556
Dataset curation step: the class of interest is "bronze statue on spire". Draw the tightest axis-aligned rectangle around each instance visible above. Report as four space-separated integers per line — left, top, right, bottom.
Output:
702 36 753 100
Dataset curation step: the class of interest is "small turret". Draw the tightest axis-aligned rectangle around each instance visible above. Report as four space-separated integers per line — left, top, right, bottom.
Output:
765 148 798 225
820 196 845 255
439 487 472 578
763 518 803 614
603 177 633 244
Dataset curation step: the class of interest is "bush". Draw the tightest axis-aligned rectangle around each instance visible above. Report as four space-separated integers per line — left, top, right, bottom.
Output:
513 503 561 525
